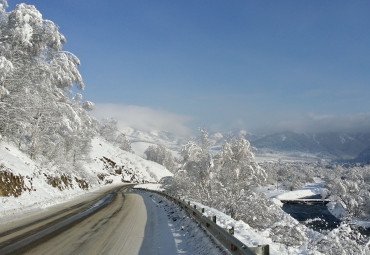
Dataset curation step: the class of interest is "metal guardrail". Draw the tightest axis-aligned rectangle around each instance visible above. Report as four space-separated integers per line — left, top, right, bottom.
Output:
138 189 269 255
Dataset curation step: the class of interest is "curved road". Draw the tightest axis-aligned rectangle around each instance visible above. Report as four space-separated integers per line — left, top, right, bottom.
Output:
0 186 224 255
25 190 148 254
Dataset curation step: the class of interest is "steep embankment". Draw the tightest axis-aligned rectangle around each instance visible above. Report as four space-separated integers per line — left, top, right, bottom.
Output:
0 136 172 217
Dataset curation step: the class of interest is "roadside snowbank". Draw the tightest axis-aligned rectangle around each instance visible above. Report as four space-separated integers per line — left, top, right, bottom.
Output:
137 190 225 254
134 183 164 191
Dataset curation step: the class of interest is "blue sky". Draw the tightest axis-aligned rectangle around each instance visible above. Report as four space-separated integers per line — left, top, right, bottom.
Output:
7 0 370 135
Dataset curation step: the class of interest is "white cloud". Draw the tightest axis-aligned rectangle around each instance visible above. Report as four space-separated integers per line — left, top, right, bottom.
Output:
91 103 193 137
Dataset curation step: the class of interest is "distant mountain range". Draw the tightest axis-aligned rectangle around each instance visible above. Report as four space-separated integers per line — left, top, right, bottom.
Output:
353 145 370 163
205 130 370 162
249 131 370 161
121 127 370 163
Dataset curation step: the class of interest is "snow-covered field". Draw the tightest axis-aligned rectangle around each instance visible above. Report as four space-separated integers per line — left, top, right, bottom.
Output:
254 150 326 163
259 178 326 200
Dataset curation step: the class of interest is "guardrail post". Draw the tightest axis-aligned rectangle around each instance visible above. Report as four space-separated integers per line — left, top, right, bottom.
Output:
201 208 205 213
223 226 234 235
208 215 216 223
260 245 270 255
193 205 197 209
229 226 234 235
250 245 270 255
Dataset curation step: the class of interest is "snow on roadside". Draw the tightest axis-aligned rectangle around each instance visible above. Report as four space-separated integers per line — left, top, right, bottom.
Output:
134 184 323 255
134 183 164 191
137 189 225 255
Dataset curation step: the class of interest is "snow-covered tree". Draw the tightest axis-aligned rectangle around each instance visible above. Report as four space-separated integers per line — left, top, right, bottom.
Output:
98 118 132 152
144 144 176 172
115 132 132 152
0 3 95 170
0 0 8 11
82 100 95 111
99 118 118 142
212 137 267 218
166 129 214 204
0 56 12 84
262 161 316 191
326 165 370 219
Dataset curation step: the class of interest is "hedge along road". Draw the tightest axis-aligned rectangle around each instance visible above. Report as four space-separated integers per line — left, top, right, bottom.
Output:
0 185 224 255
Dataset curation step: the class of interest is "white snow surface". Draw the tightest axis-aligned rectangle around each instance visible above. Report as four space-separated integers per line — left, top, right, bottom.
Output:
0 141 38 176
87 137 172 183
137 190 225 254
275 189 319 201
131 141 154 158
120 127 183 160
135 183 165 191
260 178 326 201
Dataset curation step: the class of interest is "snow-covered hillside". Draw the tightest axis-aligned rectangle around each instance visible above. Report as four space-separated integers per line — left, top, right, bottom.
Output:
86 137 172 183
121 127 185 158
0 137 172 217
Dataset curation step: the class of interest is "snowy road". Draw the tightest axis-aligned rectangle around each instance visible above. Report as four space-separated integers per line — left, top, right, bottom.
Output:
0 186 224 255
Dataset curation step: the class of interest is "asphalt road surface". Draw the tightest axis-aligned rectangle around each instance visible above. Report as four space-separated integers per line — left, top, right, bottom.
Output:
25 189 148 254
0 186 223 255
